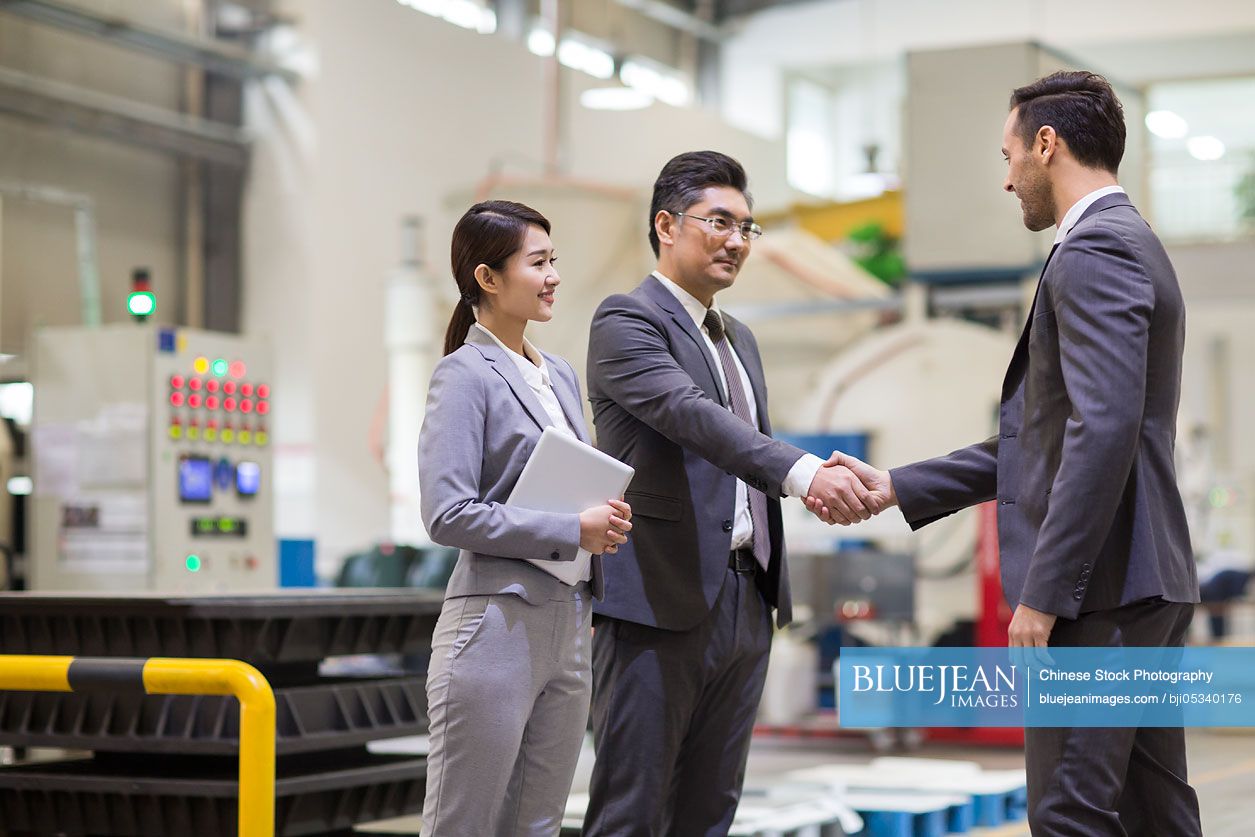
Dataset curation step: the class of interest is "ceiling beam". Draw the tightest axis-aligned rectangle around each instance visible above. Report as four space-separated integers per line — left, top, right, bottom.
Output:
0 0 299 83
0 66 250 168
614 0 724 42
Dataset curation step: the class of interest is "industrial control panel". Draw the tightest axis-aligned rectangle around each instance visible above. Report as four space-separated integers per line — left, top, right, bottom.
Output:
30 324 275 592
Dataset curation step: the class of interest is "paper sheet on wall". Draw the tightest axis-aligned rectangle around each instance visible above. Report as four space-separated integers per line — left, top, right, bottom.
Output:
58 491 149 574
32 422 78 498
77 402 147 488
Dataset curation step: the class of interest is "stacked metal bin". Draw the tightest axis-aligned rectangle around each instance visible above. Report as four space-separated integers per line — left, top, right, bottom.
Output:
0 590 444 836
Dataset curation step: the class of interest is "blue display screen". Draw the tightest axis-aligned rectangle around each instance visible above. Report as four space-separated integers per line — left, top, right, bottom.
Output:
179 456 214 503
236 461 261 497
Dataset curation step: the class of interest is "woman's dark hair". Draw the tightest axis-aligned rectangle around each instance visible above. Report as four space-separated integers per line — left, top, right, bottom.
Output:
1010 71 1126 175
444 200 551 356
648 150 751 257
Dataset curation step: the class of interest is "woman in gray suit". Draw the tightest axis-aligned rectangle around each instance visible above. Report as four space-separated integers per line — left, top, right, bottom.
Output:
418 200 632 835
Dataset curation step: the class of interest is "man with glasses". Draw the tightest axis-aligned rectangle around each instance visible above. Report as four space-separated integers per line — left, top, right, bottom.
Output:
582 150 875 835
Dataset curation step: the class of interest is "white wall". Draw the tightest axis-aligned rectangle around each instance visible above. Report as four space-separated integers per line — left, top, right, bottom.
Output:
247 0 800 575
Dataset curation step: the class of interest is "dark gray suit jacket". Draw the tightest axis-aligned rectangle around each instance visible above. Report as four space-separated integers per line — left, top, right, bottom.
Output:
419 326 604 603
587 275 804 630
891 194 1199 619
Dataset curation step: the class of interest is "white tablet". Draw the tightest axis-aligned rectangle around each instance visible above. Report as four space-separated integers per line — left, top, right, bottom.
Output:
507 427 635 584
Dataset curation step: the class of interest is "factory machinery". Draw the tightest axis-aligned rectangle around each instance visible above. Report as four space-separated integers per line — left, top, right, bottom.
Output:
29 323 277 593
0 323 443 835
0 590 442 835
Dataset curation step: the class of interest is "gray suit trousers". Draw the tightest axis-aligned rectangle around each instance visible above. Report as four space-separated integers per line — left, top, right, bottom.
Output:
584 568 773 836
1027 599 1202 836
422 583 594 836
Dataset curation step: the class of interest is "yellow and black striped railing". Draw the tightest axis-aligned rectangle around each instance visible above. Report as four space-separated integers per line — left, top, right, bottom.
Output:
0 655 276 836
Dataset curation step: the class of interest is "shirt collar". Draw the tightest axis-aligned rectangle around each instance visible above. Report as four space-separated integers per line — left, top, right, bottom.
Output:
471 322 550 388
652 270 721 332
1054 185 1126 245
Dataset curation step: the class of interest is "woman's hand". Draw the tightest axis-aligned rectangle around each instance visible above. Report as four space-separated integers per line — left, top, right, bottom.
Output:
579 499 633 555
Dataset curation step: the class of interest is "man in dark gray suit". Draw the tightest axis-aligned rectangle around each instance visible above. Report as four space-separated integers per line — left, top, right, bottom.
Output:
582 151 873 836
819 72 1202 835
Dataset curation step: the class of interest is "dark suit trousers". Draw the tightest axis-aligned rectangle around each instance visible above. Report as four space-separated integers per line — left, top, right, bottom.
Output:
1027 599 1202 836
583 568 772 837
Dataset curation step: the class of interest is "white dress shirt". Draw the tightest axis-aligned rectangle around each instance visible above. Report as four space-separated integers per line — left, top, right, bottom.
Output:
652 272 823 550
472 322 592 582
1054 185 1125 245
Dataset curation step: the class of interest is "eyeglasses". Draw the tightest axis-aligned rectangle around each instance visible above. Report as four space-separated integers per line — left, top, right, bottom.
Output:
672 212 763 241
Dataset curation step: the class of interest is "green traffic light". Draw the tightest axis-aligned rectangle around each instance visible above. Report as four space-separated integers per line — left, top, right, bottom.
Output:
185 554 202 572
127 291 156 318
211 358 229 377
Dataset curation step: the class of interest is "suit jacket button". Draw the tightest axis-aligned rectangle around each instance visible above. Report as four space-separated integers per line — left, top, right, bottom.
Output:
551 551 560 560
1073 592 1084 600
722 520 733 532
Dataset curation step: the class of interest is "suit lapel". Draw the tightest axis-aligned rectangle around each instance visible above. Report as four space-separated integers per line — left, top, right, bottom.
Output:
548 358 591 443
1000 192 1136 399
641 276 727 406
465 330 551 432
1001 245 1057 400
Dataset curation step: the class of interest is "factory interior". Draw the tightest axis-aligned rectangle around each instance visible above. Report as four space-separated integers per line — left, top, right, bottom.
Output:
1 0 1254 835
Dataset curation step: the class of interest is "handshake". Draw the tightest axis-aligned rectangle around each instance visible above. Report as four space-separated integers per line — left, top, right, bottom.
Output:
802 452 897 526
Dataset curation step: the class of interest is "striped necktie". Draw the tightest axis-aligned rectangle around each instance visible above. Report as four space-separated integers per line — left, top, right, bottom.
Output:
703 308 770 570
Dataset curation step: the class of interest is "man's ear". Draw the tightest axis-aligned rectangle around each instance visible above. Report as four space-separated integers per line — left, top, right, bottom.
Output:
1037 125 1059 163
655 210 676 249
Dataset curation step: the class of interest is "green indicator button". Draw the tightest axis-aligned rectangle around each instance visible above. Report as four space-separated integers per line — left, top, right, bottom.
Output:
211 358 229 377
127 291 156 318
185 554 203 572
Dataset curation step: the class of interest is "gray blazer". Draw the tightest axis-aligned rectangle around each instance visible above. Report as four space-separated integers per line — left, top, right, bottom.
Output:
587 275 802 630
891 193 1198 619
418 326 605 603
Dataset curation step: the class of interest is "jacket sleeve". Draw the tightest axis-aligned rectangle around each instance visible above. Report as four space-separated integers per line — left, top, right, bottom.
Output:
587 294 803 499
889 436 999 529
1018 225 1153 618
418 356 582 562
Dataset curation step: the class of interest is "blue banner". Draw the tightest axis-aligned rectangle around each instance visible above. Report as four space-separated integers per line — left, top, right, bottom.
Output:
838 647 1255 727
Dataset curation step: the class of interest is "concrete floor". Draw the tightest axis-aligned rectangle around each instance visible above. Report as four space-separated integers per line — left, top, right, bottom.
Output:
362 727 1255 834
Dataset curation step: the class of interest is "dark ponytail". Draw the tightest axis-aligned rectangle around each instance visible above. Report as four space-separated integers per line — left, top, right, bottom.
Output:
444 200 552 356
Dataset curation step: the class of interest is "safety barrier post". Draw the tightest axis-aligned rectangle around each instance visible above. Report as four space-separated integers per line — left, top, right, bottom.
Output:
0 654 276 837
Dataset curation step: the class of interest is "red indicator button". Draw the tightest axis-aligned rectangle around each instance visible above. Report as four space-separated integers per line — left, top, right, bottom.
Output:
223 381 237 395
206 379 220 393
224 397 237 412
240 400 254 414
241 383 254 397
257 384 270 399
257 401 270 416
170 374 185 389
170 392 185 407
188 394 202 409
229 360 247 379
206 395 220 411
188 377 203 391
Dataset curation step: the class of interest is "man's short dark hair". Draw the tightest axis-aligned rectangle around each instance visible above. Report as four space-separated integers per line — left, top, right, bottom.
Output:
1010 71 1126 175
648 151 752 257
